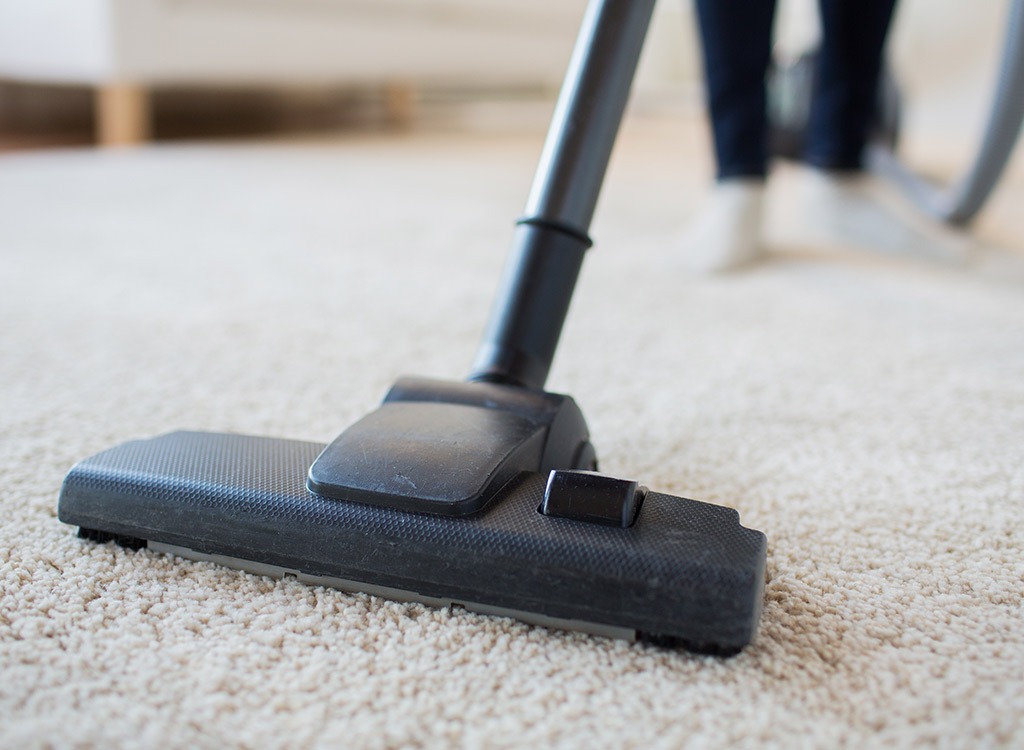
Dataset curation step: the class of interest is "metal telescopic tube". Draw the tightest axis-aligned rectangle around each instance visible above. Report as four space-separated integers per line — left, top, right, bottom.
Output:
469 0 656 389
523 0 657 230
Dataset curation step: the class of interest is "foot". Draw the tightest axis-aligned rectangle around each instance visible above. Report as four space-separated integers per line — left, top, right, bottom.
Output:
679 179 766 273
797 168 970 264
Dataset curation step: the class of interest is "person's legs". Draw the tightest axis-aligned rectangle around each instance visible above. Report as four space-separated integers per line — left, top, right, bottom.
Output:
805 0 898 170
683 0 777 273
694 0 779 179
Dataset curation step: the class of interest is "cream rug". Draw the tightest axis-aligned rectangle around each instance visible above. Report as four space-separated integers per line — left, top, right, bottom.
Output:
2 119 1023 748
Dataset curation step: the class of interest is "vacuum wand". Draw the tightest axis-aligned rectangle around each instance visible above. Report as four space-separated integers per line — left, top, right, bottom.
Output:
470 0 656 390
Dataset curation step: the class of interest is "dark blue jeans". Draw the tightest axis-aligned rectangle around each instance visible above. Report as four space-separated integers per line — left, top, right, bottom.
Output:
694 0 898 180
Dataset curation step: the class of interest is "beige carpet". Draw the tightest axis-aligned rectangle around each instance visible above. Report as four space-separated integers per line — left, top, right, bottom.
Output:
2 118 1023 748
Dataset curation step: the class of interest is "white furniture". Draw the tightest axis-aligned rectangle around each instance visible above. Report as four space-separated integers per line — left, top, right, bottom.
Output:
0 0 587 145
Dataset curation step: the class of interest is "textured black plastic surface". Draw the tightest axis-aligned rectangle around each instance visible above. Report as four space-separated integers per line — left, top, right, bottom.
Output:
58 431 767 653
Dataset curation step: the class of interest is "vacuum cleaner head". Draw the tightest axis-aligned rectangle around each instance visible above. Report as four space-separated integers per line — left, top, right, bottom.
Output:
58 379 766 655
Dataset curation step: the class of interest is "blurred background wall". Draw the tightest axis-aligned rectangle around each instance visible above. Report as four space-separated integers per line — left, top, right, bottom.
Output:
0 0 1012 150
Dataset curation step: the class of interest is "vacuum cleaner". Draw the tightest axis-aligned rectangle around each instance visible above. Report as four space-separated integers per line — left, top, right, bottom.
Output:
58 0 768 655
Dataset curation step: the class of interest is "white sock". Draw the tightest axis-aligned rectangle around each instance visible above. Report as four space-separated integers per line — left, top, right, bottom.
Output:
679 178 766 273
798 168 970 264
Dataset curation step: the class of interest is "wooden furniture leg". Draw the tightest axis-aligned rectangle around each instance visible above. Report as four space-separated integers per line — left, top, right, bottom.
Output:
384 82 417 129
95 83 151 147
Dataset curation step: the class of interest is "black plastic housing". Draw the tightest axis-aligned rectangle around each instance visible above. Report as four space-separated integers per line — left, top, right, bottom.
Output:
58 431 767 654
307 377 594 517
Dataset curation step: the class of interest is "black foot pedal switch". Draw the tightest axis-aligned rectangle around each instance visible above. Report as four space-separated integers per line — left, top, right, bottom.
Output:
541 470 646 528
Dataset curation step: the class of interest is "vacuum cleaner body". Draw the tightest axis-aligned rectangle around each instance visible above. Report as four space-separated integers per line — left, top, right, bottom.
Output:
768 49 901 162
58 0 769 655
